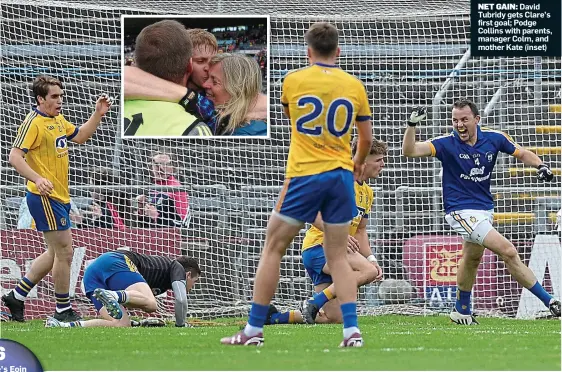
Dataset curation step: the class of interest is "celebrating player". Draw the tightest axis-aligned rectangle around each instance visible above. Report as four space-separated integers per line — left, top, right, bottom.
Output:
220 22 373 347
402 99 561 324
123 20 211 136
2 75 112 322
45 250 200 328
267 138 386 326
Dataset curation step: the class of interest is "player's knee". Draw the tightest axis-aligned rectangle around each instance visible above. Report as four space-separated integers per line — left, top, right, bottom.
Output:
464 254 483 269
500 244 519 263
363 265 378 284
54 246 73 265
144 298 158 313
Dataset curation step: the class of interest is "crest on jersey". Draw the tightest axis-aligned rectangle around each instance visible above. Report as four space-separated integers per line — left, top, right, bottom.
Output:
486 152 494 162
55 135 68 153
470 216 477 224
60 217 67 226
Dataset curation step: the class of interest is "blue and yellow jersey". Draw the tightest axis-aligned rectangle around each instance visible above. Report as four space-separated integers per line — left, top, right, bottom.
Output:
428 125 520 213
281 63 371 178
12 109 78 204
302 181 373 251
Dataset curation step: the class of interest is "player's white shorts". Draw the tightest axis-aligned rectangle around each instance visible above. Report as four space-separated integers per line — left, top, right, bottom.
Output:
445 209 494 245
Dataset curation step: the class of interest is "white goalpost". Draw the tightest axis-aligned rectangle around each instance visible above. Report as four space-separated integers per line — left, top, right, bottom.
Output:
0 0 560 321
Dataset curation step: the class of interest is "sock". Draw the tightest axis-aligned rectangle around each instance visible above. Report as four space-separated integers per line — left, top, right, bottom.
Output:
59 321 83 328
309 288 335 308
455 289 472 315
13 277 37 301
269 311 298 324
110 290 129 304
55 293 71 313
69 321 84 327
245 302 269 336
528 281 553 307
341 302 359 338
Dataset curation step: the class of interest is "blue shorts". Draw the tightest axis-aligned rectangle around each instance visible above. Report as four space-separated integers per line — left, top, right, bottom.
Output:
302 245 332 286
82 252 146 311
26 191 71 231
276 168 356 224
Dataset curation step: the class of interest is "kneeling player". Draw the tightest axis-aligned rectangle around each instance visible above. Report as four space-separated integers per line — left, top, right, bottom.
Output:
45 250 200 328
268 138 387 325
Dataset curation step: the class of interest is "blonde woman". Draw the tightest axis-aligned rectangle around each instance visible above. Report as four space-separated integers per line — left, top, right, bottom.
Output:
124 53 267 136
202 53 267 135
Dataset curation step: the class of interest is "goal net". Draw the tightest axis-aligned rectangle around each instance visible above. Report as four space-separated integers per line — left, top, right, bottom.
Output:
1 0 560 321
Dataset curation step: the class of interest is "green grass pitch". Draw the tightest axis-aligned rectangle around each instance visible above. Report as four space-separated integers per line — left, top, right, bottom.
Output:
1 315 560 370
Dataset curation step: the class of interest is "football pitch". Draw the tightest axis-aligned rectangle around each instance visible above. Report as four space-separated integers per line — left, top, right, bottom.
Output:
1 315 560 371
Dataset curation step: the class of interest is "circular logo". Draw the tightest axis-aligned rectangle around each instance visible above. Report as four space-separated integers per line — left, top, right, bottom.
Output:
0 339 43 372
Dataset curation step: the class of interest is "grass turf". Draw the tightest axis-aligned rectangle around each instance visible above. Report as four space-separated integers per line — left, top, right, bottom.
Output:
1 315 560 371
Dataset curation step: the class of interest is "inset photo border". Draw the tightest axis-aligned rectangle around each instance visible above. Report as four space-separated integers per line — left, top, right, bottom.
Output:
121 15 270 139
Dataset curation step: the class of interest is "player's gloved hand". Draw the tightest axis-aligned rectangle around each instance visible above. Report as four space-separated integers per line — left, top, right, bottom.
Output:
407 106 427 127
537 164 554 182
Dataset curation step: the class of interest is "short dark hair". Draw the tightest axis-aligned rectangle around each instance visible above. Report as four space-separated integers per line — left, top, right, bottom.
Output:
452 98 479 117
134 20 193 84
305 22 339 57
176 256 201 277
32 75 63 105
352 138 388 157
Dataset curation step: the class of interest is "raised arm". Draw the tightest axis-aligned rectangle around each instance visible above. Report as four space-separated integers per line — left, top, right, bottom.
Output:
124 66 187 102
402 106 433 158
71 94 113 144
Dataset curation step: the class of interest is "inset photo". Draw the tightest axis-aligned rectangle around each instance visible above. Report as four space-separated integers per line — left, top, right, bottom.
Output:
121 15 269 138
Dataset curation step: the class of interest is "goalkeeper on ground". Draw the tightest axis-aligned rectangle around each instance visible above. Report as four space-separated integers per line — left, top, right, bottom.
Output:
45 250 201 328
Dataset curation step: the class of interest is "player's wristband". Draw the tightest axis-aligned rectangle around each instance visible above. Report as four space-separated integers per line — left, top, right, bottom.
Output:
367 255 377 263
537 164 547 170
178 90 198 111
406 120 417 127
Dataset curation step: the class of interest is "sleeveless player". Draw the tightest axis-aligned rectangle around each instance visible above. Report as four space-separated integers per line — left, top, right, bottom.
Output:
45 250 200 328
2 75 112 322
402 99 560 324
221 22 373 347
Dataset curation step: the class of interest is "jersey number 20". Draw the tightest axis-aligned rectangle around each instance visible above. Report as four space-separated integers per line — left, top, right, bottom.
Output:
296 96 353 137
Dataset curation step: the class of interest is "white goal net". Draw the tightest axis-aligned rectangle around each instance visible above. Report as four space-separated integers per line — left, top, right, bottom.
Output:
1 0 560 321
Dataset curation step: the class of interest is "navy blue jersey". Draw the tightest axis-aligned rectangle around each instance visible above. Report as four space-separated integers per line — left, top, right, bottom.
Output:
429 126 520 213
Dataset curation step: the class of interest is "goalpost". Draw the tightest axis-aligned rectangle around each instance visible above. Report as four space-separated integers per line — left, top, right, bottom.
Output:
0 0 560 321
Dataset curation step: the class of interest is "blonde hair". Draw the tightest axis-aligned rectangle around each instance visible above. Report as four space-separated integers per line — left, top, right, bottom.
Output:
187 29 218 52
209 53 262 134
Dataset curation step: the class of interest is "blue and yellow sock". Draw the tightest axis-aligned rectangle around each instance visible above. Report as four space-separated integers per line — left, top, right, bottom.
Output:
528 281 553 307
455 289 471 315
55 293 71 313
309 288 335 308
68 321 84 327
13 277 37 301
269 311 298 324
